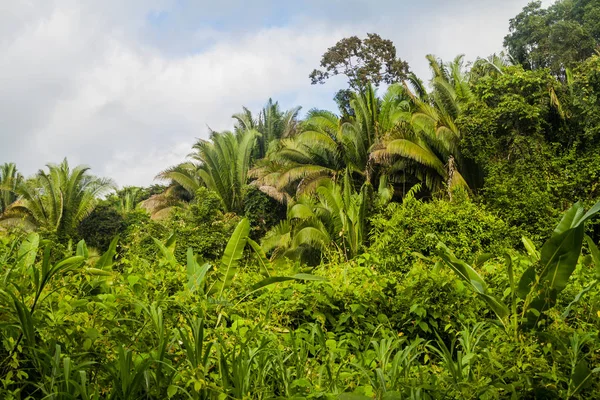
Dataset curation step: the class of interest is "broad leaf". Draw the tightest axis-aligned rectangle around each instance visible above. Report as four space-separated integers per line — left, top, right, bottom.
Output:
95 236 119 270
186 247 210 294
584 235 600 277
538 225 584 292
521 236 539 261
516 266 536 300
76 240 88 258
569 360 600 396
436 242 509 327
17 233 39 271
153 237 178 268
251 273 327 291
216 218 249 298
247 238 271 277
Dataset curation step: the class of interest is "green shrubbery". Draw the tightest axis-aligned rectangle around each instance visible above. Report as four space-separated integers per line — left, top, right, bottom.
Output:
1 206 599 398
370 196 513 269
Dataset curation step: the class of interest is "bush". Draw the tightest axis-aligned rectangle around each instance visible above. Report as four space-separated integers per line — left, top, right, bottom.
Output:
120 188 239 264
370 196 513 270
77 203 126 251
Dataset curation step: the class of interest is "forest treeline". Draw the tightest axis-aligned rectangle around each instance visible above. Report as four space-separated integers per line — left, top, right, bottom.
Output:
1 1 600 398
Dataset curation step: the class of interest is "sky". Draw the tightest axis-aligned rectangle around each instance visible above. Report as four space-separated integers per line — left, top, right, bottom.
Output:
1 0 554 187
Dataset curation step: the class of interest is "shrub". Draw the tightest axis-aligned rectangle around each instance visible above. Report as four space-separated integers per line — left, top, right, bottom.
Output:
77 202 126 251
370 196 513 270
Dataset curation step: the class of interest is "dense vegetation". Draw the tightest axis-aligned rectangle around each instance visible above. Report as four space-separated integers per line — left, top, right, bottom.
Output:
1 1 600 398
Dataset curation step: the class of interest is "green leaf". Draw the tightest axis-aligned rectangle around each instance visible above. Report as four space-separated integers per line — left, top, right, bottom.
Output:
17 233 39 271
216 218 249 298
569 360 599 396
153 237 178 268
95 236 119 270
85 268 112 276
573 200 600 228
436 242 488 293
436 242 509 328
585 235 600 277
521 236 539 261
247 238 271 277
251 273 327 291
186 247 210 294
539 225 584 292
517 266 536 299
167 385 177 398
76 240 88 258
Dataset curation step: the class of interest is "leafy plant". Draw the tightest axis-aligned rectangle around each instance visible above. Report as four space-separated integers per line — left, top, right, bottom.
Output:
437 201 600 333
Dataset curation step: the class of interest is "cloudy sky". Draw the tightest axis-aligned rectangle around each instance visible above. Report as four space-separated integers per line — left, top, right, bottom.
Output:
2 0 553 187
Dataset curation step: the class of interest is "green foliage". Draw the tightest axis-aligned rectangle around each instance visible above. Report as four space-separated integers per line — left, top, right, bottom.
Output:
309 33 410 92
371 196 512 270
0 163 22 215
437 200 600 334
0 159 114 239
457 65 599 240
1 200 599 398
77 203 126 251
5 5 600 396
263 176 371 264
504 0 600 74
122 188 237 264
242 185 286 239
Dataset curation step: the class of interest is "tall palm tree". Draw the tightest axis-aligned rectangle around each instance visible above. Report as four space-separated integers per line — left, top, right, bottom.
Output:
251 84 402 201
0 162 23 214
371 55 473 197
1 159 114 236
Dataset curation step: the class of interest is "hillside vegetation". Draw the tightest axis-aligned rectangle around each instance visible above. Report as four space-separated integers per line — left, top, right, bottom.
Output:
1 1 600 398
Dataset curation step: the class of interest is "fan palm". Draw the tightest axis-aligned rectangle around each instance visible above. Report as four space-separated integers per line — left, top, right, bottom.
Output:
0 162 23 214
1 159 114 237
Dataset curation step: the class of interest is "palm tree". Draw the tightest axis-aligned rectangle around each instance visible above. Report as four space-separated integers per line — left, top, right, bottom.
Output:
233 99 301 160
262 174 370 264
0 163 23 214
185 130 258 213
139 185 188 220
371 55 473 197
115 187 143 214
251 84 401 201
158 99 300 211
156 162 203 199
470 52 514 83
1 159 114 237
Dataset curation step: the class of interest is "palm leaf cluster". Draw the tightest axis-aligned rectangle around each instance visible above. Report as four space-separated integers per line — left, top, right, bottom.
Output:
0 159 114 236
0 162 23 215
262 174 370 264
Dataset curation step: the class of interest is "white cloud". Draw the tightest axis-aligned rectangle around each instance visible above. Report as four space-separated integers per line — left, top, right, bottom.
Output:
1 0 540 187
